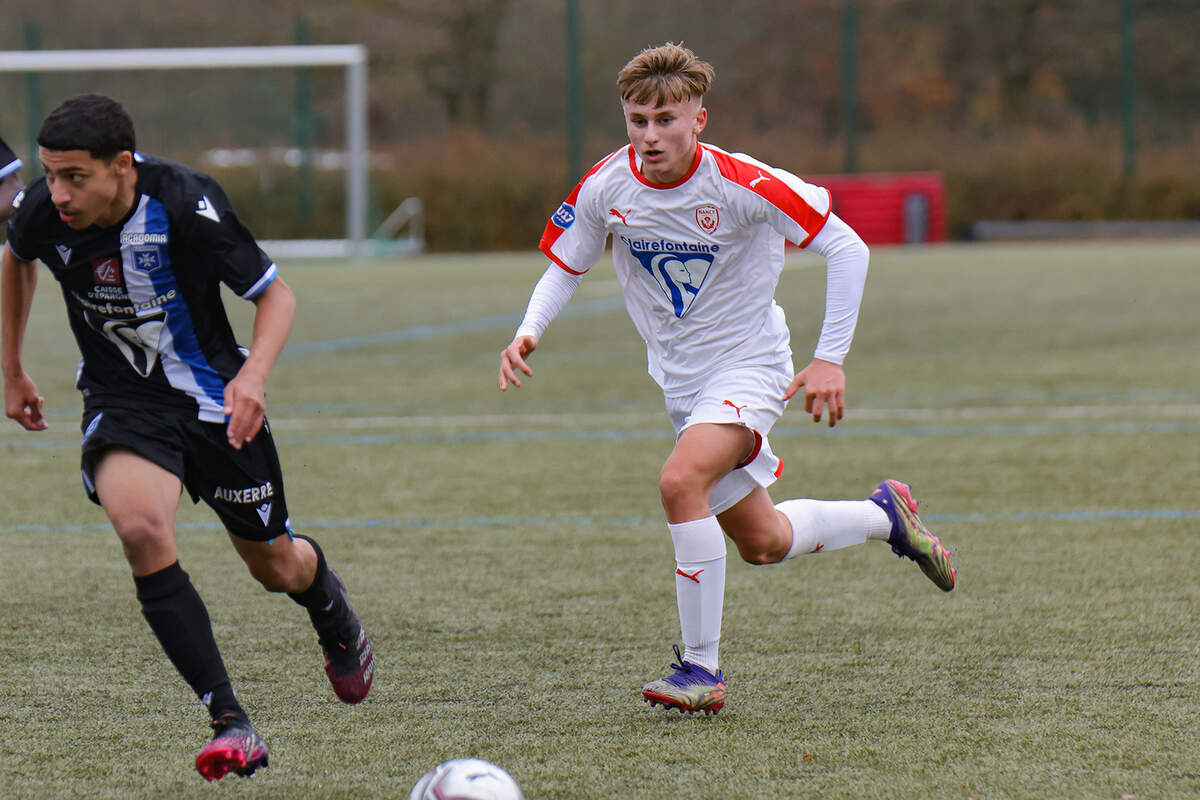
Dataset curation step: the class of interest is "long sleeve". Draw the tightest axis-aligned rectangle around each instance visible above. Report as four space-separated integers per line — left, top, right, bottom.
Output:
514 262 584 341
805 212 869 365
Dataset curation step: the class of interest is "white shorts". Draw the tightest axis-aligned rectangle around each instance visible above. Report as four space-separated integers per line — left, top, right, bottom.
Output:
664 362 792 515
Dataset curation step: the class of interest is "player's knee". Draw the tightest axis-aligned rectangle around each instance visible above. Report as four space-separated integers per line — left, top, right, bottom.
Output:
658 462 704 509
729 526 788 565
736 542 783 566
110 509 173 555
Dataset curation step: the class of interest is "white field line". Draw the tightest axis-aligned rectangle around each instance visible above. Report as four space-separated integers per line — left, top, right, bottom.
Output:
5 405 1198 450
8 404 1198 440
265 404 1200 431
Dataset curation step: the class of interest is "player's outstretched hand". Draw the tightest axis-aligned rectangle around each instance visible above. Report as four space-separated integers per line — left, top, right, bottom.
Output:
3 371 49 431
223 368 267 449
784 358 845 428
498 335 538 391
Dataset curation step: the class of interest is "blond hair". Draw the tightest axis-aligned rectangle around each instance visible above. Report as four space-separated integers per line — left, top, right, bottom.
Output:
617 43 714 106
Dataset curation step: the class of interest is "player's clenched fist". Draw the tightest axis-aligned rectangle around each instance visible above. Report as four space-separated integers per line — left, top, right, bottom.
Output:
4 372 49 431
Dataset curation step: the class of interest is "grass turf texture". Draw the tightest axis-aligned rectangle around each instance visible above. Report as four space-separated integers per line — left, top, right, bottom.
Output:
1 241 1197 799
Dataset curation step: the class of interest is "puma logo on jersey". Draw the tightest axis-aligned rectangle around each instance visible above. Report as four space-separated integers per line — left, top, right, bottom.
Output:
722 400 747 418
195 195 221 222
676 568 704 583
749 172 772 189
609 208 631 225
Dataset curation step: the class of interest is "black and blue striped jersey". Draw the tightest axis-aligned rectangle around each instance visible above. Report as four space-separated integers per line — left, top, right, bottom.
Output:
6 153 277 422
0 136 20 180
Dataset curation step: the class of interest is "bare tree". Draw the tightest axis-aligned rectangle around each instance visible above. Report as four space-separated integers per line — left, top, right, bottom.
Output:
419 0 512 127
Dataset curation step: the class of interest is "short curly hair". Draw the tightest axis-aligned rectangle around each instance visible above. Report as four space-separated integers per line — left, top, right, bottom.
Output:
617 43 714 107
38 94 136 161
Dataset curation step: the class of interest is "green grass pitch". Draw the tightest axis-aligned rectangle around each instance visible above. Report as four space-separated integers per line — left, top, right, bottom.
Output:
1 241 1197 798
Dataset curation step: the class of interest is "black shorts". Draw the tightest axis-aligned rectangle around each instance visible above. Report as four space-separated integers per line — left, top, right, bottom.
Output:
80 406 291 542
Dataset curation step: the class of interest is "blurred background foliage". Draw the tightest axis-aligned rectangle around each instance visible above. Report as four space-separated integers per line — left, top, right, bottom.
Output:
2 0 1197 249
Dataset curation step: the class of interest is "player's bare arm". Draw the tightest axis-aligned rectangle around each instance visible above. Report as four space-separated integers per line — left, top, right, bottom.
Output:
224 276 295 448
498 334 537 391
784 358 845 428
1 244 48 431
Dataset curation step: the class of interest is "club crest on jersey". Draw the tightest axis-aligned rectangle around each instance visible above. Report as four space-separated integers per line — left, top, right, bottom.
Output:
92 257 122 286
131 246 163 273
622 236 717 318
695 204 719 234
551 202 576 229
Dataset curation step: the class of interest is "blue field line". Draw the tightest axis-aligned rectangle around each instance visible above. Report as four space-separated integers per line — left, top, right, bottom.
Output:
774 420 1200 437
283 419 1200 446
280 296 625 359
2 508 1198 535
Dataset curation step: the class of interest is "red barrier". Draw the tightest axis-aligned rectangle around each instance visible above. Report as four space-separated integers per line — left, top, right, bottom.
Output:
806 172 946 245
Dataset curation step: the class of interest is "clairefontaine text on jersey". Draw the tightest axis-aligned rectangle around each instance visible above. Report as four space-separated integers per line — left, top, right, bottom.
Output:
72 288 177 317
620 235 721 254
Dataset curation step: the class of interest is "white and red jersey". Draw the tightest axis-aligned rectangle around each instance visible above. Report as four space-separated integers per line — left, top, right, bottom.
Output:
538 141 836 396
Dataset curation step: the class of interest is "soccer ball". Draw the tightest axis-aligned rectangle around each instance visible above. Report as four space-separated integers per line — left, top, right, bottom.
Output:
408 758 525 800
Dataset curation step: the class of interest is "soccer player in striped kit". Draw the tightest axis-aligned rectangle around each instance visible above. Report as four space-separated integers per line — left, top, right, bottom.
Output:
3 95 374 779
499 43 955 715
0 135 23 228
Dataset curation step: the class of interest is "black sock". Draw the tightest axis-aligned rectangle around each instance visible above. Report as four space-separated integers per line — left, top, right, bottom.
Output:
287 535 348 630
134 561 244 721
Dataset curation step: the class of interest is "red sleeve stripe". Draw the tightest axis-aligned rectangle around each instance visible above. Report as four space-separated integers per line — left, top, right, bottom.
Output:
542 250 588 275
537 148 623 265
797 188 832 247
704 146 831 247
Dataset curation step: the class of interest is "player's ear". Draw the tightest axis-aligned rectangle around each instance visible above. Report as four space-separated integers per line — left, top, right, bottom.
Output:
693 105 708 135
112 150 134 175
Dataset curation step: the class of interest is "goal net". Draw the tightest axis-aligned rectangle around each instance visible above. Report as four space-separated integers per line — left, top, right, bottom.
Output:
0 45 419 258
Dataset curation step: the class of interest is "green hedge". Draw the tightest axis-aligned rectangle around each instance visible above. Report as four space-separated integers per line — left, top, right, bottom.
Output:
205 131 1200 251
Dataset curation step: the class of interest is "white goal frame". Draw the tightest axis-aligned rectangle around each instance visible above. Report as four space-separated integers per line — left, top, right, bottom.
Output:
0 45 373 258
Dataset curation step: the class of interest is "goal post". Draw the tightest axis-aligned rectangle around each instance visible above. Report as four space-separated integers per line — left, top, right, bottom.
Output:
0 45 373 258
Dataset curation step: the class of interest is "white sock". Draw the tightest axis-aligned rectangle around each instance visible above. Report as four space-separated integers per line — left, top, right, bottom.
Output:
668 516 726 673
776 499 893 559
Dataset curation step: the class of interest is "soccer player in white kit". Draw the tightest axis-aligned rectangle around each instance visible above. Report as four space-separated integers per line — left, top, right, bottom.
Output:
498 43 955 715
